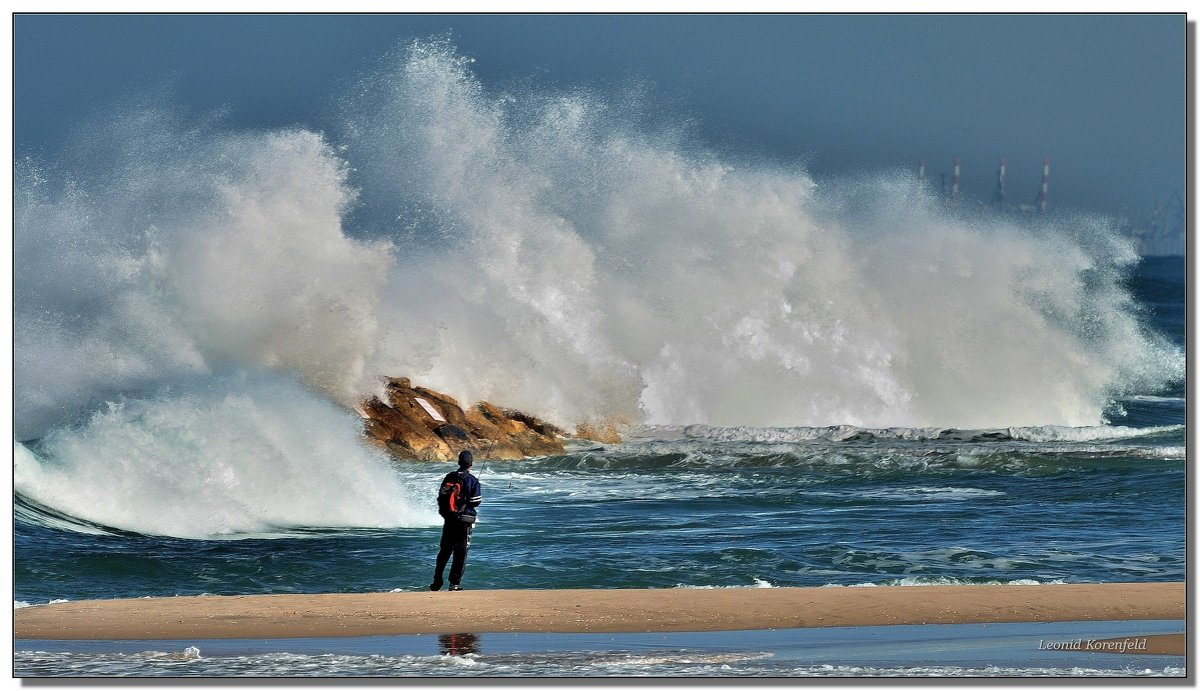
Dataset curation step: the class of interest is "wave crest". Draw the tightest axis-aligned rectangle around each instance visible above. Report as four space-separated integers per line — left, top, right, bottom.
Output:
14 374 438 539
15 37 1184 445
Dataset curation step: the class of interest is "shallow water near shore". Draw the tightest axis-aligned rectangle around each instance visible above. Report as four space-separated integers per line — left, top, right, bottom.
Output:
14 619 1185 677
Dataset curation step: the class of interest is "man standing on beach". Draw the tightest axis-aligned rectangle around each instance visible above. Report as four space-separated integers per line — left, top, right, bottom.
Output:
430 450 482 591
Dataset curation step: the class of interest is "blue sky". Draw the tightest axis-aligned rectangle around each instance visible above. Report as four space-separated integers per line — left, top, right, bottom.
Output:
14 13 1185 221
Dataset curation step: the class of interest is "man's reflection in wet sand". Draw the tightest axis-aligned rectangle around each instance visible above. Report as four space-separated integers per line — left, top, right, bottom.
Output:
438 632 480 656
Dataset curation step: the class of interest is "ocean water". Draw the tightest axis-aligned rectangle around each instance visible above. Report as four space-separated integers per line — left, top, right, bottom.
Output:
13 620 1187 677
14 360 1186 600
12 38 1186 677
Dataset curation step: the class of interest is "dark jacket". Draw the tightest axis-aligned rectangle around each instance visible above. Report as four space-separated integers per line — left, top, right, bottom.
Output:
439 469 482 518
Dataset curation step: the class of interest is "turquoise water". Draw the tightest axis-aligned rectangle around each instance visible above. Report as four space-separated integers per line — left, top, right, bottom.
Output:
15 419 1185 600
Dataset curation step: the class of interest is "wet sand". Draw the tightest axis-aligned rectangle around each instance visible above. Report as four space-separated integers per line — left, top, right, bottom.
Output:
14 582 1183 642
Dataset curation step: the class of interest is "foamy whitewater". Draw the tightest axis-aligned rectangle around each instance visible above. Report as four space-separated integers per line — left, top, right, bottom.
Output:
14 39 1185 677
16 39 1181 439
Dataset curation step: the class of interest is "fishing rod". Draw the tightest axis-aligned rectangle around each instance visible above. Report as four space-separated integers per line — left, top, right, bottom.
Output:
473 441 510 489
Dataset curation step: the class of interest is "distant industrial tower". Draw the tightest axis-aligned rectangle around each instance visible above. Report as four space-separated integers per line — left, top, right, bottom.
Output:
918 157 1051 213
1037 158 1050 213
991 158 1008 209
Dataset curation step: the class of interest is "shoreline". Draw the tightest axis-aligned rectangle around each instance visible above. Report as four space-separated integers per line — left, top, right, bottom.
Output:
14 582 1183 643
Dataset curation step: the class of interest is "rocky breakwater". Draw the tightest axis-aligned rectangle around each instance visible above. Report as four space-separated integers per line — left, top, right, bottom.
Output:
358 377 619 461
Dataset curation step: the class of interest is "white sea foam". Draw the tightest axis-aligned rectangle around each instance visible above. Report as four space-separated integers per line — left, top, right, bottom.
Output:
824 577 1069 587
14 120 393 441
836 487 1006 502
1116 395 1185 404
11 649 1182 677
339 41 1181 429
1006 424 1183 443
673 578 776 589
792 665 1182 677
592 652 775 667
14 374 439 539
13 38 1183 475
1139 446 1186 460
637 423 1181 446
17 599 73 607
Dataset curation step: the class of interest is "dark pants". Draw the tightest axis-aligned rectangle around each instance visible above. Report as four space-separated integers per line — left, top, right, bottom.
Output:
433 519 472 586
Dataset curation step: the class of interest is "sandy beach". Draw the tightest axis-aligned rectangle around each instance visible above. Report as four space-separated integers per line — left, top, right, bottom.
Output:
15 582 1183 649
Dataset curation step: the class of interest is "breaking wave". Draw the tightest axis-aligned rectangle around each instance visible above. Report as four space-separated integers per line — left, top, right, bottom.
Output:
640 423 1184 444
13 37 1184 531
16 38 1184 438
335 39 1181 429
14 374 437 539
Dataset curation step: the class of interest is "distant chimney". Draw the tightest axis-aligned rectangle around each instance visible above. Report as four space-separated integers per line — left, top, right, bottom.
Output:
951 158 961 200
1038 158 1050 213
992 157 1007 209
918 159 926 190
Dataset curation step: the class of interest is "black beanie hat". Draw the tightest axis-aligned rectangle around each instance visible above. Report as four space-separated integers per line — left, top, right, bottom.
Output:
458 450 474 467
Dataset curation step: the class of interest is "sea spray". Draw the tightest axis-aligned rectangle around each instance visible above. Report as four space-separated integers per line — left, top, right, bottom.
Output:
340 39 1182 428
15 37 1184 446
14 374 437 539
14 122 393 441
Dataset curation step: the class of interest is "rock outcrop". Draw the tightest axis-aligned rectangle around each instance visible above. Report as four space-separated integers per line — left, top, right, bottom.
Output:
359 377 576 461
574 418 625 445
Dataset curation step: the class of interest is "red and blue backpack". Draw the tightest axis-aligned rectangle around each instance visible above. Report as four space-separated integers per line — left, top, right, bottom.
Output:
437 470 475 524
